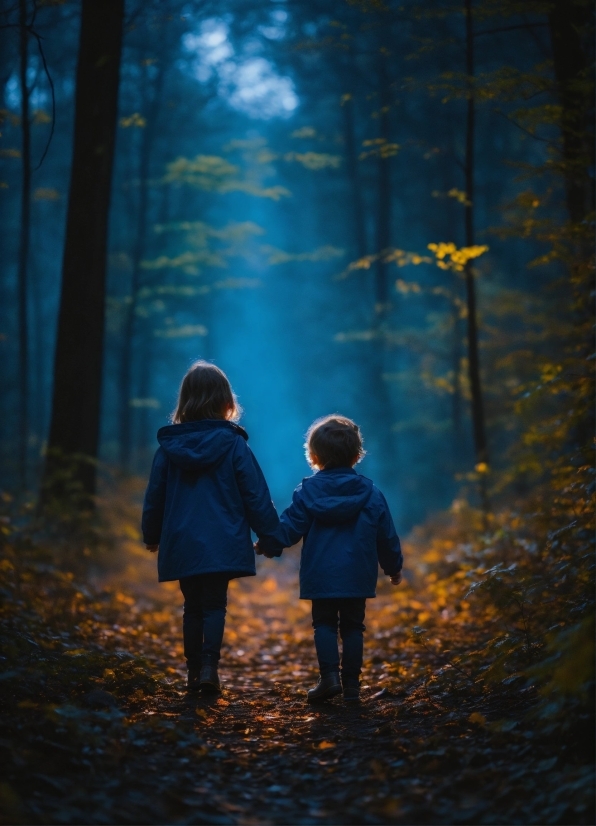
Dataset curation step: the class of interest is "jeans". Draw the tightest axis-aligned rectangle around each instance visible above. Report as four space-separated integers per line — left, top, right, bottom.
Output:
179 573 230 670
311 598 366 686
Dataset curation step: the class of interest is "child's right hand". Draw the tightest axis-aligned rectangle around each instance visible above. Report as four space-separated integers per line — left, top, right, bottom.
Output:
254 541 276 559
390 573 402 585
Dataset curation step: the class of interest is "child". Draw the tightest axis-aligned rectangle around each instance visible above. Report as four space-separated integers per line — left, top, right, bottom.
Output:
142 360 279 693
257 415 402 703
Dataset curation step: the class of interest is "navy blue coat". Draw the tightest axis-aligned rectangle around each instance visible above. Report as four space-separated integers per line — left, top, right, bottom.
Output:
142 420 279 582
267 467 403 600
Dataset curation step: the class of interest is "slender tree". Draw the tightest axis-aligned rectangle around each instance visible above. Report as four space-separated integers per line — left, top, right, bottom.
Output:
42 0 124 506
463 0 489 479
341 91 367 261
17 0 31 489
547 0 593 224
374 47 392 318
119 60 165 470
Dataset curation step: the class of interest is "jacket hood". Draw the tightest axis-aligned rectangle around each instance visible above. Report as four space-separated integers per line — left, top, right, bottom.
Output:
157 420 248 471
301 468 373 524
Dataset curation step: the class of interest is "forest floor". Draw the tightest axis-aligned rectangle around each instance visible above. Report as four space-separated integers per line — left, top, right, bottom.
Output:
0 525 593 826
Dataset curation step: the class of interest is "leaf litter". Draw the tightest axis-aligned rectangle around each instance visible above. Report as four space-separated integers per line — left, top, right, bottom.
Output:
0 505 593 825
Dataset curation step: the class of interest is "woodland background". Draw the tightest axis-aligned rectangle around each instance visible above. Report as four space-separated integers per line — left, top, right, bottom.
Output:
0 0 594 824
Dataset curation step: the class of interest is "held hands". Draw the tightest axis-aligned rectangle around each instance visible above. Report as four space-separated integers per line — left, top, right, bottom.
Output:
145 544 159 553
390 572 402 585
254 541 276 559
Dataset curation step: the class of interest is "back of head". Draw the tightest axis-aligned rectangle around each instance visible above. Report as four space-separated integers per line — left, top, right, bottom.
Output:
173 361 241 424
306 415 365 470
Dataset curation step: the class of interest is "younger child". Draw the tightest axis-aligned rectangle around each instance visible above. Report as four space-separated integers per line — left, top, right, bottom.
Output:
258 415 402 703
142 361 279 692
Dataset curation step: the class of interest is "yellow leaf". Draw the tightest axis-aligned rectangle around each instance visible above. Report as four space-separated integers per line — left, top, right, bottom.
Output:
468 712 486 726
284 151 341 170
32 109 52 125
119 113 146 128
33 188 60 201
317 740 336 750
291 126 317 138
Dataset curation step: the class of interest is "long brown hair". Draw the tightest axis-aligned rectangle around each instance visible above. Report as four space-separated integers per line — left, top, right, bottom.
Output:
172 361 241 423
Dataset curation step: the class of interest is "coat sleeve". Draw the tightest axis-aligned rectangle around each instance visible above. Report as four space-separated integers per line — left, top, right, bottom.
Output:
232 439 279 540
376 490 403 576
142 447 168 545
262 485 313 557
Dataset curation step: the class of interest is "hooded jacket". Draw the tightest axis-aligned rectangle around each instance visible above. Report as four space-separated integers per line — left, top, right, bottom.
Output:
142 420 279 582
268 467 402 600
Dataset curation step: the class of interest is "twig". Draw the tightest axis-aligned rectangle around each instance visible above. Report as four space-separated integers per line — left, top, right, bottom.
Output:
474 23 548 38
494 109 557 146
29 27 55 170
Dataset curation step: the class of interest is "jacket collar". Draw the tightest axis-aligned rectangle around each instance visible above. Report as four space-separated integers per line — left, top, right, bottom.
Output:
316 466 358 475
158 419 249 441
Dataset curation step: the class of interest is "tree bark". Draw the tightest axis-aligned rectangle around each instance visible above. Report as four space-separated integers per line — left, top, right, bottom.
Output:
548 0 593 223
341 92 367 260
42 0 124 506
375 50 392 316
119 63 164 471
463 0 489 472
134 182 173 468
18 0 31 490
451 299 463 456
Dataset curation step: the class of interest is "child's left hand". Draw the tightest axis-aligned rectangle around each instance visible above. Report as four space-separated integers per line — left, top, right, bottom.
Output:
146 544 159 553
254 541 275 559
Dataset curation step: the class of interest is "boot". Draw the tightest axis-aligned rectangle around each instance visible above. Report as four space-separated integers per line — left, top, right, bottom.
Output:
187 668 201 691
307 672 342 703
342 681 360 703
199 664 220 693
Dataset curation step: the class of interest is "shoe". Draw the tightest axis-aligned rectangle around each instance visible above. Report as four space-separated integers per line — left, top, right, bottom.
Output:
307 673 342 703
187 668 201 691
199 664 220 692
343 683 360 702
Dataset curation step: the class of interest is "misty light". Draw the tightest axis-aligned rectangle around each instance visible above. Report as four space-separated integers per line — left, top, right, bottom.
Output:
183 18 298 120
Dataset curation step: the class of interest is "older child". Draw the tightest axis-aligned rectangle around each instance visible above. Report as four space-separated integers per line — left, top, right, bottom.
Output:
142 361 279 693
258 415 402 703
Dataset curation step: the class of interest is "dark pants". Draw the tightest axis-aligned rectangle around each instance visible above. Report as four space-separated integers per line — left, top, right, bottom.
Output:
311 598 366 686
179 573 230 671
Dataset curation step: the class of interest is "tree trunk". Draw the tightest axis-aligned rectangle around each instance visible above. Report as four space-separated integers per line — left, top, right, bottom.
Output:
135 182 172 468
42 0 124 507
548 0 593 223
463 0 489 473
341 92 367 260
119 63 164 471
17 0 31 490
451 299 464 456
375 50 392 317
367 37 398 495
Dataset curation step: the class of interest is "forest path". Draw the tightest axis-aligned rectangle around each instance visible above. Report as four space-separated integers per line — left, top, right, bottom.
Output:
2 547 585 825
103 566 490 826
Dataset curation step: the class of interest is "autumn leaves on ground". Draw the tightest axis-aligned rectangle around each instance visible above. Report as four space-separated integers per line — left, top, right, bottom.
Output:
0 476 593 826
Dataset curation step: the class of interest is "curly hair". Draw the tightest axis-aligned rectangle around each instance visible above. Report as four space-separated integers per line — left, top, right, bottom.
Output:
305 415 365 470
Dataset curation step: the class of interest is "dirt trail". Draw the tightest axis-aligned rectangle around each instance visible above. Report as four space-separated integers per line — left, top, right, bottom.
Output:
1 551 591 825
110 565 462 825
